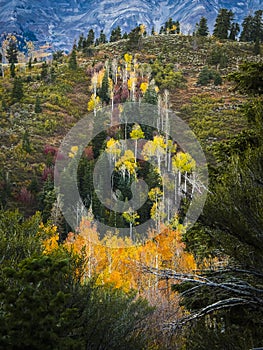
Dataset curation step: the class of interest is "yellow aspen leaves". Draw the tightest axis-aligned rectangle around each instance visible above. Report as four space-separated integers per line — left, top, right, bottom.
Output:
140 82 149 94
115 150 137 175
87 94 101 111
127 72 137 90
124 53 132 64
38 222 59 254
68 145 79 158
130 123 145 140
148 187 163 201
97 69 105 88
172 152 196 173
140 24 146 35
142 136 167 161
105 138 121 159
123 209 140 226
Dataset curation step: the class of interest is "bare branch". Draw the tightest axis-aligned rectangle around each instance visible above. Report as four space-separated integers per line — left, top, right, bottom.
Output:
165 297 252 329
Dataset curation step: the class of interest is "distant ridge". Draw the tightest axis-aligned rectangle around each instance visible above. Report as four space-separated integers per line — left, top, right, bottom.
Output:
0 0 262 50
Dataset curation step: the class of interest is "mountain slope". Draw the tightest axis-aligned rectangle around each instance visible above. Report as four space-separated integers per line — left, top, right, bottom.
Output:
0 0 262 50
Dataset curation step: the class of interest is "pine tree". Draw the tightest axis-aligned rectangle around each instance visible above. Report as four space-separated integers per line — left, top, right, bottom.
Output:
98 71 110 103
77 33 84 50
68 47 77 70
175 20 180 34
251 10 263 43
159 26 165 34
228 62 263 95
196 16 209 36
87 29 95 46
99 30 107 44
28 57 32 69
6 37 18 64
163 18 180 34
41 62 48 80
229 22 240 40
213 8 234 39
254 37 261 55
142 86 158 105
52 50 64 62
12 77 23 102
22 130 31 153
34 96 42 113
10 61 16 78
240 14 254 42
127 26 142 50
110 26 122 42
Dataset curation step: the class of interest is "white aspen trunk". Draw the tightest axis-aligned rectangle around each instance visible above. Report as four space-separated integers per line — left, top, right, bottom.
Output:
135 139 138 165
178 171 181 201
184 171 187 194
88 238 91 278
155 254 159 291
130 222 133 241
111 91 114 116
167 198 170 222
174 173 177 205
132 80 136 102
168 149 171 172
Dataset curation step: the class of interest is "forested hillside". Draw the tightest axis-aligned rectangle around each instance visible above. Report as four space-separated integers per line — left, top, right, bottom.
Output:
0 9 263 350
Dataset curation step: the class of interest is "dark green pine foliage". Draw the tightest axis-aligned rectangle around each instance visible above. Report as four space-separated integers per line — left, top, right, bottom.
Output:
213 8 234 39
251 10 263 42
34 96 42 113
38 177 56 222
240 14 254 42
0 209 153 350
110 26 122 42
86 29 95 47
82 30 94 56
197 66 222 86
228 62 263 95
207 46 228 68
40 62 48 80
98 30 107 44
229 22 240 40
6 37 18 64
77 33 85 50
0 171 11 208
28 57 32 69
142 86 158 104
122 32 128 39
180 62 263 350
240 10 263 43
164 18 180 34
196 16 209 36
98 71 110 103
52 50 64 62
12 76 23 102
68 46 77 70
127 26 142 50
22 130 31 153
254 37 261 55
159 26 165 34
10 61 16 77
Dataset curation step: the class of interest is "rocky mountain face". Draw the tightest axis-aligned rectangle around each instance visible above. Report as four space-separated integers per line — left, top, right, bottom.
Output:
0 0 262 50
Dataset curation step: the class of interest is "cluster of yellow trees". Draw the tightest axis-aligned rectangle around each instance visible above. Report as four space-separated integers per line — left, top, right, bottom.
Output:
105 127 196 232
87 53 159 114
43 216 196 301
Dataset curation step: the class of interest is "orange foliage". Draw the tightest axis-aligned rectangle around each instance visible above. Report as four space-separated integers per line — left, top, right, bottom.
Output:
38 222 59 253
61 218 196 296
